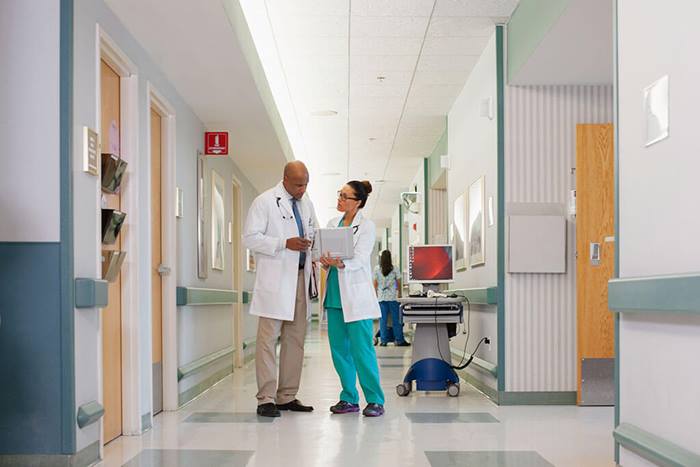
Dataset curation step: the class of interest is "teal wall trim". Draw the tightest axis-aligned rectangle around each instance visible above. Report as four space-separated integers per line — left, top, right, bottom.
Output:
179 365 233 407
614 423 700 467
76 402 104 429
176 287 237 306
612 0 621 460
447 287 498 305
0 441 99 467
499 391 577 406
399 205 404 275
456 368 499 403
74 279 108 308
506 0 571 82
423 157 429 243
60 0 76 454
141 412 152 432
609 274 700 314
242 290 252 304
178 346 235 381
495 25 506 393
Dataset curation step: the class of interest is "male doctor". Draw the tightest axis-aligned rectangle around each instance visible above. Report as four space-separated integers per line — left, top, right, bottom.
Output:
243 161 318 417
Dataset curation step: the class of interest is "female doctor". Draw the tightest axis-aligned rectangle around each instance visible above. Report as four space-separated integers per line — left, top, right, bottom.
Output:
320 180 385 417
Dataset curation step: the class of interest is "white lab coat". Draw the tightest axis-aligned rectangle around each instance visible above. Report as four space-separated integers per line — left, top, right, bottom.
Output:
243 182 318 321
321 211 381 323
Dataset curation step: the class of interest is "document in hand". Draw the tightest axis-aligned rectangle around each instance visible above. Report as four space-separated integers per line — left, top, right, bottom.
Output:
315 227 354 259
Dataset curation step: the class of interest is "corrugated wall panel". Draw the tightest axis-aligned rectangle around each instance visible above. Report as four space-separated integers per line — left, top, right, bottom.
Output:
505 85 613 392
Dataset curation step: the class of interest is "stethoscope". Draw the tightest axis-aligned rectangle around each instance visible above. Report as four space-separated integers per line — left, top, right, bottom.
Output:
275 197 294 220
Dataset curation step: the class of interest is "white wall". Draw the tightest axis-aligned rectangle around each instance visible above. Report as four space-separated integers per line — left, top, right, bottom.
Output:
446 31 498 390
72 0 259 450
617 0 700 463
504 85 613 392
447 32 498 290
0 0 60 242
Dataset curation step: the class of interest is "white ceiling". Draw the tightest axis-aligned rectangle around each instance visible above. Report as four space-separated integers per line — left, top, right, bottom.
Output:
106 0 520 228
241 0 518 227
104 0 290 191
509 0 613 85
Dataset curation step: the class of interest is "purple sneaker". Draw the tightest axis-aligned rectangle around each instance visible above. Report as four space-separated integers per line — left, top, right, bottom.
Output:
330 401 360 414
362 403 385 417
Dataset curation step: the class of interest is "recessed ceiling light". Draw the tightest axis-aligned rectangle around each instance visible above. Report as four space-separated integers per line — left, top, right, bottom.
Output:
376 76 386 82
310 110 338 117
368 137 376 142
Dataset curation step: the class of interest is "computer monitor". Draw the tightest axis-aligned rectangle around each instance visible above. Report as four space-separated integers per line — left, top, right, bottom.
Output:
408 244 454 284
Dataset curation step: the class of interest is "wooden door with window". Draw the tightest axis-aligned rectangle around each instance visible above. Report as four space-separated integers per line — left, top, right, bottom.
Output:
101 59 123 442
150 109 164 415
576 123 615 406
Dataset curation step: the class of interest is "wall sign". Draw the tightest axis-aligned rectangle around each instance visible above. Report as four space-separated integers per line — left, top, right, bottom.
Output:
205 131 229 155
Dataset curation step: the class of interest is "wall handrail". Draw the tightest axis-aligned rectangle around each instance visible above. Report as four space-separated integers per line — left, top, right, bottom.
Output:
177 340 255 381
446 286 498 305
609 273 700 314
176 287 253 306
614 423 700 466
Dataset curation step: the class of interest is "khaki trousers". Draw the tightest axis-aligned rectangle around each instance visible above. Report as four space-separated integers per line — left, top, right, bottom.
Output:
256 270 307 405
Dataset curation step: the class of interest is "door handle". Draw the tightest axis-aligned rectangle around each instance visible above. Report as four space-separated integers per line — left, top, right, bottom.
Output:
157 264 171 276
590 243 601 266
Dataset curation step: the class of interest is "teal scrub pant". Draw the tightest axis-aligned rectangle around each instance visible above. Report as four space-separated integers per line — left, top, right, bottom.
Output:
326 307 385 405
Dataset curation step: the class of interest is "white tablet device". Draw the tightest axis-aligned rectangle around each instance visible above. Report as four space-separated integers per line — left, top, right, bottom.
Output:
315 227 354 260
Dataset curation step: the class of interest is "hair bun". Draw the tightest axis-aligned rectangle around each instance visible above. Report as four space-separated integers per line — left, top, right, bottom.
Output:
361 180 373 194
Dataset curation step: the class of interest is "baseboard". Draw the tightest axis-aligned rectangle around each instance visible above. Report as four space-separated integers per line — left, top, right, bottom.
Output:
178 365 233 407
614 423 700 467
0 441 100 467
455 367 499 403
141 412 152 432
498 391 577 405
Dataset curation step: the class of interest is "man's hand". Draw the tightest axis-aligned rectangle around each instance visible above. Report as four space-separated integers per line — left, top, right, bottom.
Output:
320 253 344 269
286 237 312 252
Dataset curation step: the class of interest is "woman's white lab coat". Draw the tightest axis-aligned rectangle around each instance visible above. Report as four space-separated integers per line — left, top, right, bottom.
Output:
243 182 318 321
321 211 381 323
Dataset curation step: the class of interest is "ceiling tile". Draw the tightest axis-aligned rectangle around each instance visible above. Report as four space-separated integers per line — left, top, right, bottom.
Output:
416 54 479 71
432 0 519 17
351 83 410 98
427 16 496 37
352 0 435 17
269 15 349 37
352 54 418 71
412 69 470 86
351 16 429 37
350 69 413 86
421 36 491 55
350 37 423 56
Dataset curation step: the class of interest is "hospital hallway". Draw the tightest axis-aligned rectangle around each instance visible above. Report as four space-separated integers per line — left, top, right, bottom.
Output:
99 323 615 467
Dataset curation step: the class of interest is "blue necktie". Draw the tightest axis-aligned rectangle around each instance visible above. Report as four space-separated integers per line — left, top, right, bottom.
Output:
291 198 306 267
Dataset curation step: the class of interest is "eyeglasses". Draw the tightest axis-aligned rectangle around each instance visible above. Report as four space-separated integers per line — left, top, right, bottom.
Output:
337 191 359 201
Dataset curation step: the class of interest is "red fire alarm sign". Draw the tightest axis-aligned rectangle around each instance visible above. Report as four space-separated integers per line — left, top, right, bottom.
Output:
205 132 229 155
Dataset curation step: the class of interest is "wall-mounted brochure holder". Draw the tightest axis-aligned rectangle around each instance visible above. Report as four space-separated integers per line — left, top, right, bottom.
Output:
102 250 126 282
101 153 128 194
102 209 126 245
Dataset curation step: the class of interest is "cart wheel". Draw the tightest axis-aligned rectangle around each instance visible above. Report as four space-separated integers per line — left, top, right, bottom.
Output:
447 383 460 397
396 382 411 397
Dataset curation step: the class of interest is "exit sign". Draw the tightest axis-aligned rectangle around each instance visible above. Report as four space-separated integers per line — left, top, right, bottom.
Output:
205 132 228 155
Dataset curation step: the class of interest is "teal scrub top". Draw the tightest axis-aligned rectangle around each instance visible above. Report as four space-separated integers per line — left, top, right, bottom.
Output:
323 218 345 310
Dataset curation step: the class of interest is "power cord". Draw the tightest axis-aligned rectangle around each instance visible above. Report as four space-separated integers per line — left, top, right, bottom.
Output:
432 295 486 370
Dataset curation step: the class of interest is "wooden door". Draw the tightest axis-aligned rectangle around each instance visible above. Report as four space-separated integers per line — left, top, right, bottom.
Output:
576 123 615 406
100 60 123 442
150 109 163 415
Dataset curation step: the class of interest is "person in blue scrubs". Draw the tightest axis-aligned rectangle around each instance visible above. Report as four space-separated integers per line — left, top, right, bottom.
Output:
320 181 385 417
374 250 409 346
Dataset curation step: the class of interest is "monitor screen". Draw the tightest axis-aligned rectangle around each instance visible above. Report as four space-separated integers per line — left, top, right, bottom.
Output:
408 245 454 283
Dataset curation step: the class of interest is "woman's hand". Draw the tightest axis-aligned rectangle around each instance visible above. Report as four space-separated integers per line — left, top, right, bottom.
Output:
320 253 345 269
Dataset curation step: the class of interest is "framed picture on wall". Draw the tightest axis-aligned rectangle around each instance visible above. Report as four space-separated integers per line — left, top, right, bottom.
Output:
211 170 225 271
452 192 467 271
246 248 256 272
468 176 485 267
